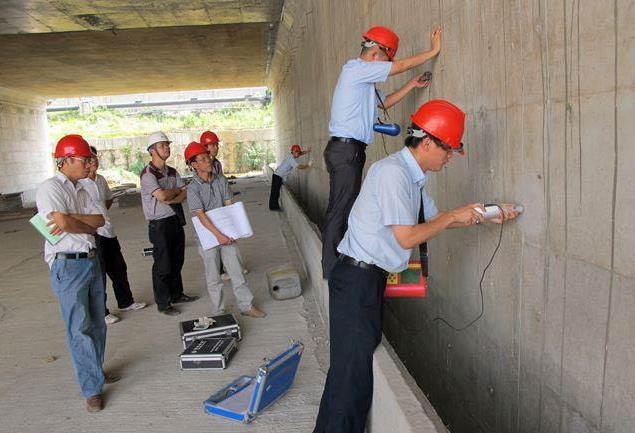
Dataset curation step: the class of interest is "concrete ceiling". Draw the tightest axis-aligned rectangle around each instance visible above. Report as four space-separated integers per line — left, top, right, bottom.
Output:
0 1 283 97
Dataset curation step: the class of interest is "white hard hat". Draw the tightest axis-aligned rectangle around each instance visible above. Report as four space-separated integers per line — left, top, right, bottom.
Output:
147 131 171 150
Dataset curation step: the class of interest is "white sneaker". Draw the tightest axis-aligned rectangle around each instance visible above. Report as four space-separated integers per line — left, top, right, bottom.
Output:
105 314 121 325
221 273 230 281
120 302 147 312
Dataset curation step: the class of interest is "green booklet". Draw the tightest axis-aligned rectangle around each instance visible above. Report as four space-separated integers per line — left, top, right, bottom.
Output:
29 213 65 245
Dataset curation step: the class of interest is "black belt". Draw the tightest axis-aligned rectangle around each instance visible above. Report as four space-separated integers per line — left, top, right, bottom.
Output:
149 214 179 225
338 254 389 277
329 136 367 147
55 250 96 260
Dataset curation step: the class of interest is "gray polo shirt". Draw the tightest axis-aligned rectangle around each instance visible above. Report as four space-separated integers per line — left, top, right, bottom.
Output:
187 172 231 215
140 163 184 221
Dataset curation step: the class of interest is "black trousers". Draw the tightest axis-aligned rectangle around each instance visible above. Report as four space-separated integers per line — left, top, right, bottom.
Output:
321 139 366 278
313 261 387 433
95 234 134 314
269 173 284 210
148 215 185 309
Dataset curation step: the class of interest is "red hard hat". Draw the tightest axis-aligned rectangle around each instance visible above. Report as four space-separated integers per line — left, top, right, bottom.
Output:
410 99 466 153
362 26 399 60
54 134 92 158
200 130 220 146
290 144 302 153
184 141 208 162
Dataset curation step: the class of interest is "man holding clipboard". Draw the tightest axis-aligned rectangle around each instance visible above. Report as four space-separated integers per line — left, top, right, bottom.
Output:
184 142 265 319
35 134 114 412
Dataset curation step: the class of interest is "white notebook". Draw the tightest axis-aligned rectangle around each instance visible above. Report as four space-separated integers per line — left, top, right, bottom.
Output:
192 202 253 250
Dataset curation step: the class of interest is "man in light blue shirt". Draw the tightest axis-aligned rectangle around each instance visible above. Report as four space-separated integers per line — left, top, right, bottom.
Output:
321 25 443 278
269 144 311 210
313 100 520 433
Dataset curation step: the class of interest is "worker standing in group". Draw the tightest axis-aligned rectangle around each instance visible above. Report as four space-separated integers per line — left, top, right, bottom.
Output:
140 131 199 316
200 129 248 279
321 25 442 278
200 130 224 176
312 100 519 433
269 144 311 211
36 134 118 412
82 146 147 325
184 142 265 318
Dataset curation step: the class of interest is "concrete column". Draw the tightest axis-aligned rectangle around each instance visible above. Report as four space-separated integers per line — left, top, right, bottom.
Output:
0 87 51 206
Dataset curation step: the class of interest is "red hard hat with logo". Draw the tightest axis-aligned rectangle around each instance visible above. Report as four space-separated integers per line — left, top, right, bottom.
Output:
362 26 399 60
54 134 92 158
290 144 302 153
184 141 208 162
410 99 466 155
200 131 220 146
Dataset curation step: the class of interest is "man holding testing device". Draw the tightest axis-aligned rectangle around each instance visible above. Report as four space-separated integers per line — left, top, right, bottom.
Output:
313 100 520 433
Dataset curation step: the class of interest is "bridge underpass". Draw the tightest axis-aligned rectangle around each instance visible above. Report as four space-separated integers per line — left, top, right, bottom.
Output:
0 1 634 433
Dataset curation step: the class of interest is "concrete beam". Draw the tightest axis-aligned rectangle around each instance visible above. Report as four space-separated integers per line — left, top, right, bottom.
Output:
0 1 283 34
0 24 272 97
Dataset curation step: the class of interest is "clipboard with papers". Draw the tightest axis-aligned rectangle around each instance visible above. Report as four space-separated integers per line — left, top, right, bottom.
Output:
29 213 67 245
192 202 253 250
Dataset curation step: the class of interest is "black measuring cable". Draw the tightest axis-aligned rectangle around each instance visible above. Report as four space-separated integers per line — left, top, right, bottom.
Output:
433 205 505 331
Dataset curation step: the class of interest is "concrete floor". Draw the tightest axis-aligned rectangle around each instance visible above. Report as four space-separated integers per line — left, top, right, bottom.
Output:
0 175 325 433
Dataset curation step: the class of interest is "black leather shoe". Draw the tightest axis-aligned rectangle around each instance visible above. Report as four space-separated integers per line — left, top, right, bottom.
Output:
158 305 180 316
172 294 199 304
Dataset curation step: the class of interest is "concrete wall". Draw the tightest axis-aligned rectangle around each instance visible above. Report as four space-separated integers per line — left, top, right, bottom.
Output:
269 1 634 433
0 87 51 199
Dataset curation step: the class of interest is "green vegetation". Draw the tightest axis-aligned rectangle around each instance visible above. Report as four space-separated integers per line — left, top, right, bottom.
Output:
48 103 273 141
47 103 275 183
238 141 276 172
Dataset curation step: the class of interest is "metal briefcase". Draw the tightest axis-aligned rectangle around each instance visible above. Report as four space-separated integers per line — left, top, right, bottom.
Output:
203 341 304 423
179 313 241 348
179 337 238 370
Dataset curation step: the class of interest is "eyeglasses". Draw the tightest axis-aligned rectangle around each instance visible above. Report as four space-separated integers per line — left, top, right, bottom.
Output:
428 135 464 154
68 156 92 165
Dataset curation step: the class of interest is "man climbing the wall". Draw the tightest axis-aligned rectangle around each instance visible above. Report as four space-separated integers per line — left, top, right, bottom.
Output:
313 100 520 433
321 25 442 278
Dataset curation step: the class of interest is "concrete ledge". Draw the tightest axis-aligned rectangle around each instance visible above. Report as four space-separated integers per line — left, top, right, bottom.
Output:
264 166 447 433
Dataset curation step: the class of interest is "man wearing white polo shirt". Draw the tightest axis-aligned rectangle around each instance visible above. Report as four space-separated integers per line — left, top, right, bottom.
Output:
269 144 311 211
82 146 146 324
36 134 118 412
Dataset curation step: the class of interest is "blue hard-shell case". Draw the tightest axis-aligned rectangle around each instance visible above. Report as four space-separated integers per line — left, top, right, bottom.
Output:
203 341 304 423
